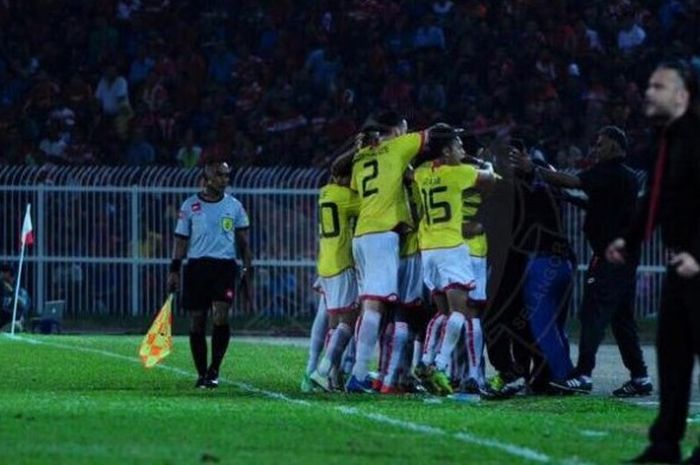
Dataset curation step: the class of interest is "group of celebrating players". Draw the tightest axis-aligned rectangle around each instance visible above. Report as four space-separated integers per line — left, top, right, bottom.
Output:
302 111 505 397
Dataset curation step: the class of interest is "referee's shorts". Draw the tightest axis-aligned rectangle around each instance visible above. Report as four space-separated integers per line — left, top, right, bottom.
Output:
182 257 239 311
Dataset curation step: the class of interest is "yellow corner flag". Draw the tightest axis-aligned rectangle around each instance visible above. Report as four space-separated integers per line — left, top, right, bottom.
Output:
139 294 174 368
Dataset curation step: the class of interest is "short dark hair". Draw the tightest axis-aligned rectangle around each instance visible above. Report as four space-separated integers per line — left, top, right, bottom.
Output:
656 59 698 102
330 157 352 178
202 161 231 180
425 123 464 160
598 125 627 152
374 111 404 128
0 263 13 275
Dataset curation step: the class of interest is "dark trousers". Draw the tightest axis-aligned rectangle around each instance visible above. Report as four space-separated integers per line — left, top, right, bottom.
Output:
577 256 648 379
485 250 539 380
525 254 574 382
649 270 700 446
0 309 10 328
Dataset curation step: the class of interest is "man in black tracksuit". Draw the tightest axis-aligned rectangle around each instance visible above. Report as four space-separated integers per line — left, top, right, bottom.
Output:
609 62 700 464
511 126 650 396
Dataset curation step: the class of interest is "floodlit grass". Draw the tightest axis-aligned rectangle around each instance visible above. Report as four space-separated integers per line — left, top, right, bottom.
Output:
0 335 695 465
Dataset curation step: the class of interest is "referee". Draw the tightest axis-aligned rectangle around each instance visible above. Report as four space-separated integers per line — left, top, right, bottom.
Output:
167 161 253 389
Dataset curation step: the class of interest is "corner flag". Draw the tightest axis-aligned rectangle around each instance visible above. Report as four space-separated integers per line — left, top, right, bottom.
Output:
10 204 33 335
139 294 174 368
20 205 34 247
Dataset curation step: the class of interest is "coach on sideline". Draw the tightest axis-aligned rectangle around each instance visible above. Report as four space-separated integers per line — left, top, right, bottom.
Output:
510 126 650 397
605 61 700 464
167 161 253 389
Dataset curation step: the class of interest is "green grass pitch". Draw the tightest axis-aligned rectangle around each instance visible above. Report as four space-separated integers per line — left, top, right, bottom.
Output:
0 334 695 465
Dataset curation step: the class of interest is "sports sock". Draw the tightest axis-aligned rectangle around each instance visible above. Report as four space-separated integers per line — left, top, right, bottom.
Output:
412 340 423 371
421 313 446 366
466 318 484 382
342 336 356 375
317 323 352 376
452 330 467 382
384 321 409 387
189 331 208 377
351 309 381 380
305 301 328 375
435 312 466 372
209 324 230 374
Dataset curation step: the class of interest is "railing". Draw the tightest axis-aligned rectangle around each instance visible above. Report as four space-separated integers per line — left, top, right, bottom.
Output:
0 166 664 320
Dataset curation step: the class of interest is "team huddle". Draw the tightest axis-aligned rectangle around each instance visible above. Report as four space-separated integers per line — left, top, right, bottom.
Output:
302 112 500 397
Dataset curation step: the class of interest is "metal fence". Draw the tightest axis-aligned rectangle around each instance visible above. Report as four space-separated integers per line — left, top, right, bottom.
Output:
0 165 665 321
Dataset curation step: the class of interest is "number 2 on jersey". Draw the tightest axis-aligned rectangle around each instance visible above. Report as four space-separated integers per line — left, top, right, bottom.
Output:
421 186 451 225
361 160 379 198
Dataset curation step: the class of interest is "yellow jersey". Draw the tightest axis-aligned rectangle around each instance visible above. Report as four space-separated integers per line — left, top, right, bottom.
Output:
462 186 488 257
317 183 360 277
350 132 425 236
414 161 478 250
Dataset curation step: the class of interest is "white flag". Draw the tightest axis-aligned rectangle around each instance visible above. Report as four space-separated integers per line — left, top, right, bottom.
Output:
21 204 33 247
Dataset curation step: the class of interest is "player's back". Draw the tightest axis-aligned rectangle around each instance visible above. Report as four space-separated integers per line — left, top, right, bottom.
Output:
414 161 478 250
462 186 488 257
351 132 425 237
317 183 360 277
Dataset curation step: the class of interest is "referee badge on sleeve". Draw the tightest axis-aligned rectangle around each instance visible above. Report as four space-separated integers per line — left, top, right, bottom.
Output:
221 217 234 232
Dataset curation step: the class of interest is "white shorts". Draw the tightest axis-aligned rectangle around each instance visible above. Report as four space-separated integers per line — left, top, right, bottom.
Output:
399 253 423 306
352 232 400 302
468 256 487 303
312 277 323 294
421 244 475 294
317 268 358 314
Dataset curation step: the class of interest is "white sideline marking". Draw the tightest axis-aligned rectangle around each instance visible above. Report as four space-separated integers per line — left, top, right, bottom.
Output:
5 334 594 465
633 400 700 407
579 430 608 438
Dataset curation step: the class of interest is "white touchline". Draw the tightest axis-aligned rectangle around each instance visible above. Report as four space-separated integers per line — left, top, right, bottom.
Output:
5 334 596 465
579 430 608 438
634 400 700 407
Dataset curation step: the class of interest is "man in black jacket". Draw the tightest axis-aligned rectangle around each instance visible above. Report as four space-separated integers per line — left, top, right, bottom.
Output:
607 61 700 464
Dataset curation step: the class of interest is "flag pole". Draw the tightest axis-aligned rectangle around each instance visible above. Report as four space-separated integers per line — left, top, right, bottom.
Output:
10 203 32 336
10 241 26 336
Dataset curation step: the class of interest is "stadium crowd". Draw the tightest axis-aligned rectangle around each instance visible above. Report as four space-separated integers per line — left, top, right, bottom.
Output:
0 0 699 170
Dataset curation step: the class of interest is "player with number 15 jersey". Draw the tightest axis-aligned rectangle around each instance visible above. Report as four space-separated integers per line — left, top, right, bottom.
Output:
414 161 479 292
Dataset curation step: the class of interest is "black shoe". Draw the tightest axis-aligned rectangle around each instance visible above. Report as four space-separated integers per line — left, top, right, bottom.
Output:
683 448 700 464
613 379 653 398
549 376 592 394
205 368 219 389
479 375 524 400
627 443 681 464
195 376 208 389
